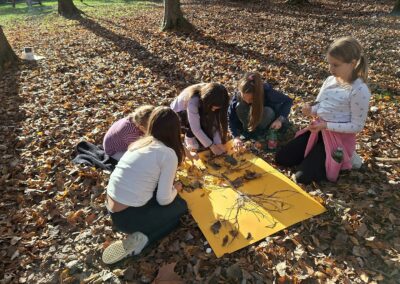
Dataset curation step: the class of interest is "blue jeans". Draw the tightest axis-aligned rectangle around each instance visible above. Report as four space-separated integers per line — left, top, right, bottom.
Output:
236 103 276 139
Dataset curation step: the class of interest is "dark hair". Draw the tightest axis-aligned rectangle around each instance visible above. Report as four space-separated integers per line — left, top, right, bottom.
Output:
327 36 368 82
130 106 184 164
238 72 264 131
190 83 229 143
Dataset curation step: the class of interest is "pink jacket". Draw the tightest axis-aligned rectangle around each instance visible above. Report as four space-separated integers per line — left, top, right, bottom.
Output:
296 129 356 182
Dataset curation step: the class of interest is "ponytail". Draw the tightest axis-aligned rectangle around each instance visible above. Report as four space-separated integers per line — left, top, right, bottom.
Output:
238 72 264 131
354 54 368 83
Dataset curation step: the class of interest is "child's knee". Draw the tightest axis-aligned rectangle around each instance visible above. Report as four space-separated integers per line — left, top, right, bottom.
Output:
260 107 275 128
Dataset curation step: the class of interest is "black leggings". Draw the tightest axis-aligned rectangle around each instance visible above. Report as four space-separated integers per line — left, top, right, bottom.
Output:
275 131 326 185
110 196 188 244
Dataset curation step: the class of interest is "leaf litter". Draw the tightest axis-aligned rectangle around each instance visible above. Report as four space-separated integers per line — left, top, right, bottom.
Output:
0 0 399 282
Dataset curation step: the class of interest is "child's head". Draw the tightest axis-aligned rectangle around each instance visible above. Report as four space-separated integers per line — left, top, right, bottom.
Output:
238 72 264 132
327 36 368 83
199 83 230 112
129 105 155 132
198 83 229 143
147 106 184 164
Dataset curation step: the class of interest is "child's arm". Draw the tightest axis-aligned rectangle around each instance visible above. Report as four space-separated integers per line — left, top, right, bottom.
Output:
263 83 293 120
310 77 333 115
326 84 371 133
227 94 242 138
187 97 213 148
156 149 179 205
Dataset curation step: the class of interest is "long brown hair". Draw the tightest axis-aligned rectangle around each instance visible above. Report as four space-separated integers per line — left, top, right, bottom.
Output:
327 36 368 83
189 83 229 144
129 106 184 164
238 72 264 132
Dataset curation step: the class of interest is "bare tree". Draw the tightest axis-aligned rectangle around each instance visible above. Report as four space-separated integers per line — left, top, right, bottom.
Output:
0 27 18 73
162 0 193 32
391 0 400 15
58 0 82 18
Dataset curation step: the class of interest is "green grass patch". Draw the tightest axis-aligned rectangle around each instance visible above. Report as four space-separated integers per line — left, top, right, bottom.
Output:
0 0 156 26
374 90 399 102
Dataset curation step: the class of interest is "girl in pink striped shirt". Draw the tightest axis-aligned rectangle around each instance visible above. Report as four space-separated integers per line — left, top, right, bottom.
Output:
103 105 155 161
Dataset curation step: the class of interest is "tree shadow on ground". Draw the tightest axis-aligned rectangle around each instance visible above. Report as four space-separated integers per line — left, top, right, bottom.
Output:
172 30 328 84
201 0 400 31
0 60 25 276
78 16 196 90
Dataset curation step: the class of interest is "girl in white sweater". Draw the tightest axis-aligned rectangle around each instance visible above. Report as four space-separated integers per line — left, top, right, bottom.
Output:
102 106 187 264
276 37 371 184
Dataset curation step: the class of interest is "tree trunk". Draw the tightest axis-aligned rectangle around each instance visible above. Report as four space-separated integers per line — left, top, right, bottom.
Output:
391 0 400 15
162 0 193 32
286 0 310 4
58 0 82 18
0 27 18 74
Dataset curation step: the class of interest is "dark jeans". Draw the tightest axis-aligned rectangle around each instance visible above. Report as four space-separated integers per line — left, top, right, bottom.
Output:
235 104 290 141
275 131 326 185
110 195 188 244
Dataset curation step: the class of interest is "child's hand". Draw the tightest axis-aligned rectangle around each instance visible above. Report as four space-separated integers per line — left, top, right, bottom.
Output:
174 181 183 192
210 144 225 156
270 119 282 130
302 103 312 116
233 137 244 151
216 144 226 153
183 146 199 164
308 120 327 133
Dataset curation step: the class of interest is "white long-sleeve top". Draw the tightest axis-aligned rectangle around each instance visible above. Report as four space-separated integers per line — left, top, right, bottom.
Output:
170 85 222 147
107 139 178 207
311 76 371 133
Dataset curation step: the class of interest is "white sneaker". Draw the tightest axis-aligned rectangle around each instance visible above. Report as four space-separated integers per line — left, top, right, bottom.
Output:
184 135 199 151
102 232 148 264
351 152 363 169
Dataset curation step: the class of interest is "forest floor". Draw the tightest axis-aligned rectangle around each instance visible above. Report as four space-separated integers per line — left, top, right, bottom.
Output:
0 0 399 283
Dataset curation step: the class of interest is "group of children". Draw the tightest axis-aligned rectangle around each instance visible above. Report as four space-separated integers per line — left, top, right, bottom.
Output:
101 36 371 264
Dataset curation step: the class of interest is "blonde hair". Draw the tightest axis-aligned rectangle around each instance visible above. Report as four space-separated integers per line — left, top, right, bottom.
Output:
129 107 184 164
238 72 264 132
128 105 155 129
327 36 368 82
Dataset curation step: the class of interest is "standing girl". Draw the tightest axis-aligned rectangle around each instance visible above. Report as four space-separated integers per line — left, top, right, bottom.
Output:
170 83 229 156
102 107 188 264
276 37 371 185
228 72 293 149
103 105 155 161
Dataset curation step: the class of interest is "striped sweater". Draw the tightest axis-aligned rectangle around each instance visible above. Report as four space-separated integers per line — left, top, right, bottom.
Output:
103 117 143 156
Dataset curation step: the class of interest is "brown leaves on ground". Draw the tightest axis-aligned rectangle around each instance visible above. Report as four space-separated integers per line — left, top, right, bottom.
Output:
153 262 184 284
0 0 399 283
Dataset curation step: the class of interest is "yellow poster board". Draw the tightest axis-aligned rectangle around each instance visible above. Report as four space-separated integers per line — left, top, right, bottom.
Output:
177 141 326 258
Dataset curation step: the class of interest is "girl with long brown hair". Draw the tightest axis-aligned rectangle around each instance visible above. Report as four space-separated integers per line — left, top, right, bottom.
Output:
171 82 229 155
228 72 293 149
102 106 187 264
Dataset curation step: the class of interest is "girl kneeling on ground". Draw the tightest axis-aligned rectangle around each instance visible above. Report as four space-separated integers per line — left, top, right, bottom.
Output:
103 105 155 161
102 106 187 264
276 37 371 185
170 82 229 156
228 72 293 150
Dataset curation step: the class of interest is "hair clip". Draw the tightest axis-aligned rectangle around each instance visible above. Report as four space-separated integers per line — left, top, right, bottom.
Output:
248 74 254 81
